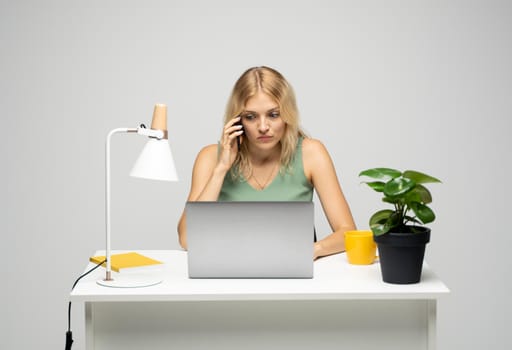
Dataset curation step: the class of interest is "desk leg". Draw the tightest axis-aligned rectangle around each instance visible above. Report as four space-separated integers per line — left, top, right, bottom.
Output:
427 300 437 350
85 302 93 350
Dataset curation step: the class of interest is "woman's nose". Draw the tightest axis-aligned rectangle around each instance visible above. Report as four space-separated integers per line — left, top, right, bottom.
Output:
258 116 270 132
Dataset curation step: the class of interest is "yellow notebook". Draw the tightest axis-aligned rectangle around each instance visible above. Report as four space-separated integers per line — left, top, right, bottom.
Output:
90 252 163 273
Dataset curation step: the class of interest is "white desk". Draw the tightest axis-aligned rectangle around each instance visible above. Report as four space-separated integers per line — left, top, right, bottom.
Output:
70 250 449 350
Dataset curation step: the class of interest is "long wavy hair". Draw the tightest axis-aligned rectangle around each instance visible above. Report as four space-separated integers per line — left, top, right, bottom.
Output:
223 66 307 180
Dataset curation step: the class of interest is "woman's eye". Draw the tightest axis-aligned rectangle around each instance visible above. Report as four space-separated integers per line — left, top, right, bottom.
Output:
269 111 280 118
243 114 255 120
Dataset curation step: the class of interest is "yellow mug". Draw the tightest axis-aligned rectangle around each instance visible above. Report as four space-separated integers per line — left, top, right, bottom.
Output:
344 230 377 265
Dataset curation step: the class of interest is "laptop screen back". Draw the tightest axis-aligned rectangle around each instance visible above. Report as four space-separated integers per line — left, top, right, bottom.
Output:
186 201 314 278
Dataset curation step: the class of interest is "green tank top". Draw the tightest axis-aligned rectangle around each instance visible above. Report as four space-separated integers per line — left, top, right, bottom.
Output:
218 137 313 201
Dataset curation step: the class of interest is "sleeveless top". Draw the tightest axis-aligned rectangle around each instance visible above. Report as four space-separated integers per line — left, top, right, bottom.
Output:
218 137 314 202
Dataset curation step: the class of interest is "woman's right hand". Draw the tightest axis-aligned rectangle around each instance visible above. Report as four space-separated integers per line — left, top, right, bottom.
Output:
218 116 244 172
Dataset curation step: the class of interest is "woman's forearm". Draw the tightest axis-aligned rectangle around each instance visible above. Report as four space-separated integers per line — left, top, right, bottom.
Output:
314 228 352 259
194 166 229 201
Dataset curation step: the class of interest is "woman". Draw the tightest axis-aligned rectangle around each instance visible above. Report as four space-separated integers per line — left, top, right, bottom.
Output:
177 66 355 259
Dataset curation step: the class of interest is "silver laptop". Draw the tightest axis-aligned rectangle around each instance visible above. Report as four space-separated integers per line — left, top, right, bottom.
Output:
186 201 314 278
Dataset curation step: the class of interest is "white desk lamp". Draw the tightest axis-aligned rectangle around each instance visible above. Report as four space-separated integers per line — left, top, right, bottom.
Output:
97 104 178 288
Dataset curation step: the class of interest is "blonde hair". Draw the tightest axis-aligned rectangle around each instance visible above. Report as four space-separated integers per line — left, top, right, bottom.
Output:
223 66 307 179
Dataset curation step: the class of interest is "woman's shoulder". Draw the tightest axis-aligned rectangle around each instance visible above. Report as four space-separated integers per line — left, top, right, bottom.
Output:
301 137 328 155
301 137 336 182
301 137 333 169
194 143 218 165
198 143 218 155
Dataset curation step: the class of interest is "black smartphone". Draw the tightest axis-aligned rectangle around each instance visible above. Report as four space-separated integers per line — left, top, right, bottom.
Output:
235 119 244 151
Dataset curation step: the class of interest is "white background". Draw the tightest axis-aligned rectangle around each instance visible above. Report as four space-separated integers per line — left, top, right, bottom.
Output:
3 1 511 349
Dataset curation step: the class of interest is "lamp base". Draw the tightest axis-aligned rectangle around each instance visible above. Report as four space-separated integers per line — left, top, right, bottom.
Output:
96 274 163 288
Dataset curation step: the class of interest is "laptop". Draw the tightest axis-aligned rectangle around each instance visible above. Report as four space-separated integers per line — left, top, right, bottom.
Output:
186 201 314 278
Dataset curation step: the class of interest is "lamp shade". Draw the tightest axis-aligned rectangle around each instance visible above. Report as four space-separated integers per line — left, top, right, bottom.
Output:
130 104 178 181
130 138 178 181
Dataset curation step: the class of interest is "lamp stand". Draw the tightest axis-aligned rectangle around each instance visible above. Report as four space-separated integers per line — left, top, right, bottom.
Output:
97 127 165 288
97 273 163 288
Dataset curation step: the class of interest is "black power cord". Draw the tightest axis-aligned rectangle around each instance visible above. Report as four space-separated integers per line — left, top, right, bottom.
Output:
66 259 106 350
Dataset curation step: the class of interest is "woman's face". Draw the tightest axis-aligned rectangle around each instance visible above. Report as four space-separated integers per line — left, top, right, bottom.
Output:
240 92 286 152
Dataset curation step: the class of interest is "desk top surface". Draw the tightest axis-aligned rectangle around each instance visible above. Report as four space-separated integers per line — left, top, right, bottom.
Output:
70 250 449 302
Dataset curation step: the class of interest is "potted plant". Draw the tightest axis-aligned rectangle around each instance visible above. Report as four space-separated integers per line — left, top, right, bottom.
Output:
359 168 441 284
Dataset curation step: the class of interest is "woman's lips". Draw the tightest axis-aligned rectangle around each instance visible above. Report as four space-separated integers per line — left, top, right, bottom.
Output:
257 136 273 142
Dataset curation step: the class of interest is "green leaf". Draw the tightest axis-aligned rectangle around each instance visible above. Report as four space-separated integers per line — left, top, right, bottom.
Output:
382 196 400 204
370 223 391 236
410 202 436 224
383 177 416 197
362 181 385 192
369 209 394 226
403 170 441 184
369 210 398 236
359 168 401 181
404 184 432 204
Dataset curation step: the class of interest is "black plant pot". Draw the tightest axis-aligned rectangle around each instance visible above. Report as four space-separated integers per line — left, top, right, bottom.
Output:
374 227 430 284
